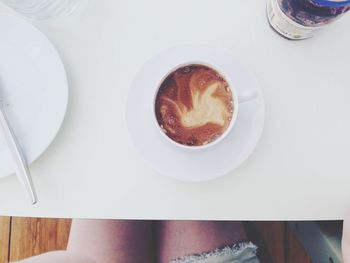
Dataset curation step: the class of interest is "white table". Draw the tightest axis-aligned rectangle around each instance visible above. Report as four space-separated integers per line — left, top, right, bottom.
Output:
0 0 349 220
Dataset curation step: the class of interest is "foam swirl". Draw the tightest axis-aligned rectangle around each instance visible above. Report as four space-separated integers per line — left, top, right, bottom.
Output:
155 65 233 146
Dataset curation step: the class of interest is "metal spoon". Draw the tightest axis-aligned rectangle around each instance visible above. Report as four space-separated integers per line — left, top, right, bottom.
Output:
0 90 37 205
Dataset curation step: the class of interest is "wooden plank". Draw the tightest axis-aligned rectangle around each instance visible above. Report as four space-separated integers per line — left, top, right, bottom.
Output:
286 225 312 263
9 217 72 261
250 222 286 263
0 217 10 263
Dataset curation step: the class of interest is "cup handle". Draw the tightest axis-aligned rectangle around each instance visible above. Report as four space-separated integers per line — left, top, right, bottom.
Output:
237 89 258 104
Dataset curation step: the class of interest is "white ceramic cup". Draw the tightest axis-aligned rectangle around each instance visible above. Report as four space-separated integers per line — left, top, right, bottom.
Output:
153 61 257 151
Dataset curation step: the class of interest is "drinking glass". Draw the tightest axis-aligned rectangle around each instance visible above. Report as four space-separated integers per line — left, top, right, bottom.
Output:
267 0 350 39
1 0 81 20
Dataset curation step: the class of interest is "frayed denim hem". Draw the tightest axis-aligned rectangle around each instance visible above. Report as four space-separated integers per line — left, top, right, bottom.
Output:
169 242 260 263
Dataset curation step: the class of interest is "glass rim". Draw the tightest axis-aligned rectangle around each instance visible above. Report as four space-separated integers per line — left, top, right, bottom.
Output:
311 0 350 7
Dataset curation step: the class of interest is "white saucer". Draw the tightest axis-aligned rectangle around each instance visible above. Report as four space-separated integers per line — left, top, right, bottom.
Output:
0 14 68 178
126 45 264 181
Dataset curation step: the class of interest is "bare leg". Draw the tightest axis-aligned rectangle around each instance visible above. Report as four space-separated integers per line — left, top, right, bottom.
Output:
67 219 156 263
15 251 94 263
15 219 155 263
157 221 248 263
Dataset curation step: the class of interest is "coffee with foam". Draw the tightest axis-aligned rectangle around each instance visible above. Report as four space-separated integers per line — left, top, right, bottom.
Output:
155 64 234 147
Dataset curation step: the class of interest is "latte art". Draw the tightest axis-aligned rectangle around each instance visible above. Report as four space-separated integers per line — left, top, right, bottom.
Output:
155 65 234 146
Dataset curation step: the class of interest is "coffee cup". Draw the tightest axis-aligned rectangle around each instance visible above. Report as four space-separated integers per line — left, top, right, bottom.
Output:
153 61 256 150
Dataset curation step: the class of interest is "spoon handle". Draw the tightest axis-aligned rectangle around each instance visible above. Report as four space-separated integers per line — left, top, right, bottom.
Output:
0 103 37 205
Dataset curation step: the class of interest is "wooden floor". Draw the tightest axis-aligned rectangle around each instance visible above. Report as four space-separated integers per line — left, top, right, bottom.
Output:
0 217 71 262
0 217 311 263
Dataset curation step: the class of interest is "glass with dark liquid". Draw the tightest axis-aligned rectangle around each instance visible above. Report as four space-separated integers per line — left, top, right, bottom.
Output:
267 0 350 39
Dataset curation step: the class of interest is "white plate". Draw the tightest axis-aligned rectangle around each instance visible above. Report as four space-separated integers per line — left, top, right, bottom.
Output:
126 45 265 182
0 14 68 178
